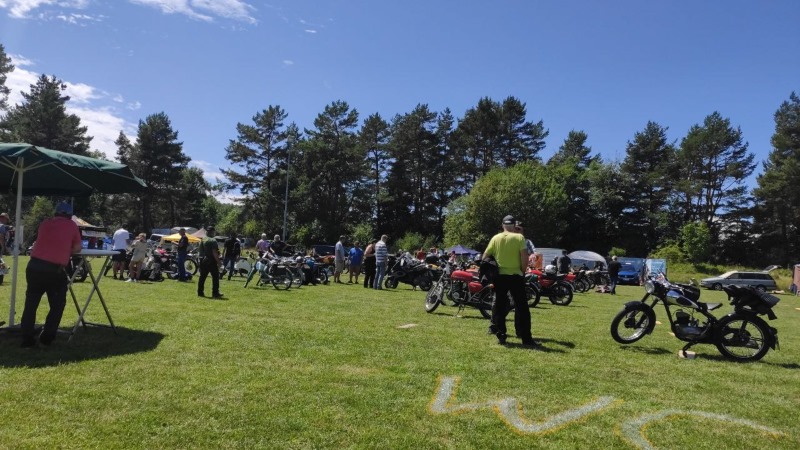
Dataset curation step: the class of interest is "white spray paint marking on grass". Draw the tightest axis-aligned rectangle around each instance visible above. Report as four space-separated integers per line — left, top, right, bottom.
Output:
620 409 783 450
429 376 616 434
396 323 418 329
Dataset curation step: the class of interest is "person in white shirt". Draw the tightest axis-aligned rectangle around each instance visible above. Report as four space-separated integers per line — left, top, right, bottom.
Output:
111 225 131 279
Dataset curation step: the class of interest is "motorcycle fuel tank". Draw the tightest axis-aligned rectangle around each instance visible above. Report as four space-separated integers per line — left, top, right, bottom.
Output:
451 269 477 283
468 281 484 294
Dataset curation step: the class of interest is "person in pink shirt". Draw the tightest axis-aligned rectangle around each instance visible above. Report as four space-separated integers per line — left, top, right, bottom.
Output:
20 201 82 347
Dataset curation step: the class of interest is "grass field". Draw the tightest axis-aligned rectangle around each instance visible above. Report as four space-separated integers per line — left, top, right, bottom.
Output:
1 256 799 449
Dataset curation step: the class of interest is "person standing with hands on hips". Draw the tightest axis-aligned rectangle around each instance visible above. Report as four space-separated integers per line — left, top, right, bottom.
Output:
20 201 82 347
197 225 223 298
483 215 538 347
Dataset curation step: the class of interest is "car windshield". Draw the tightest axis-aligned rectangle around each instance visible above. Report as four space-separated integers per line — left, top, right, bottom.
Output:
718 271 736 278
620 263 637 270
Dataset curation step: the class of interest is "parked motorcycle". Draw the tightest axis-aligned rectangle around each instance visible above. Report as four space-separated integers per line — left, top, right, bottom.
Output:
526 265 574 306
610 275 780 361
243 254 294 290
384 253 434 291
424 261 493 319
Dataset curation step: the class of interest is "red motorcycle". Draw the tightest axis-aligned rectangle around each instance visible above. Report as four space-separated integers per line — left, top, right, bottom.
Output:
425 262 493 319
526 265 574 306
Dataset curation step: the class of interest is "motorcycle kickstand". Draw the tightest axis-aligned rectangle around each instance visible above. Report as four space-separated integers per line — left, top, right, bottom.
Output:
680 342 696 358
455 304 466 318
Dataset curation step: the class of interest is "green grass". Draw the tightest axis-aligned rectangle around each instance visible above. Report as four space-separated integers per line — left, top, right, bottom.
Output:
1 256 799 449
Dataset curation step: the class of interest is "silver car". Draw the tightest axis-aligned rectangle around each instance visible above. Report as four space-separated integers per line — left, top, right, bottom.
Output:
699 271 777 292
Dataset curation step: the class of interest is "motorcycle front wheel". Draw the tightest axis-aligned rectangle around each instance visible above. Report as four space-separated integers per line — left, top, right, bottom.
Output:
715 315 772 362
185 258 198 275
549 281 574 306
425 282 444 313
384 277 399 289
526 283 541 308
477 291 493 319
610 304 653 344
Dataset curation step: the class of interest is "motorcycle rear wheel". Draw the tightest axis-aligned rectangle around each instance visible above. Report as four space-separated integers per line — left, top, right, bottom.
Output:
416 275 433 291
715 315 772 362
185 258 198 275
549 282 574 306
425 282 444 313
610 305 652 344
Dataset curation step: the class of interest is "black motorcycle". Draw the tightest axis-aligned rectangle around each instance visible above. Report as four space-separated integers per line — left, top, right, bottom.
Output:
384 254 434 291
610 275 780 361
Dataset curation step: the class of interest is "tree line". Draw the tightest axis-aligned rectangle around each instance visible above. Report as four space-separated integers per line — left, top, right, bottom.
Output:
0 43 798 267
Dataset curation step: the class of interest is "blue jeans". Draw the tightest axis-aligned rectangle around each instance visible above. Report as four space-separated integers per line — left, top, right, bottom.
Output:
177 252 187 280
223 256 236 280
374 261 387 289
610 275 619 294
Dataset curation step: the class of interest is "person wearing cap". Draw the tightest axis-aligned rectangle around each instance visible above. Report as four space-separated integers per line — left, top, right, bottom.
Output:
482 215 538 347
175 228 190 281
0 212 10 255
197 226 223 298
20 201 82 347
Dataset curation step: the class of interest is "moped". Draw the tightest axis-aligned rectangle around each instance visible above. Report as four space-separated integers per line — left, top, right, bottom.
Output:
610 275 780 361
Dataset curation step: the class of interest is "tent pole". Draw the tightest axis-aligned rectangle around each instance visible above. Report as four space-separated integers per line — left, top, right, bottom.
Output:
9 158 24 327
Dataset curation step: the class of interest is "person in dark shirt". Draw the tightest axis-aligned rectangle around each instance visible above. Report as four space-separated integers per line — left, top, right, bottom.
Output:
197 226 223 298
222 234 241 280
607 255 621 295
556 250 572 275
268 234 288 257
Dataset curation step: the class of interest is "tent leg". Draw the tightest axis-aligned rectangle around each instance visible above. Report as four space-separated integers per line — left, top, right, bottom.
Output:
8 158 24 327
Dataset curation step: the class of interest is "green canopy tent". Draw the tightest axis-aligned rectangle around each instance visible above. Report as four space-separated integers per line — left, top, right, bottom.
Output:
0 143 147 327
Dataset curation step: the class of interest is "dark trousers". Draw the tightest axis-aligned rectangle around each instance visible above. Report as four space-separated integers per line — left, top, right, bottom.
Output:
491 274 532 340
21 263 69 344
363 257 376 288
609 274 619 294
198 258 220 296
177 252 187 280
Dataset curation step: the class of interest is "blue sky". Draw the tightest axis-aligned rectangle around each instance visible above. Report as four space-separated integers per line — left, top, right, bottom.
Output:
1 0 798 188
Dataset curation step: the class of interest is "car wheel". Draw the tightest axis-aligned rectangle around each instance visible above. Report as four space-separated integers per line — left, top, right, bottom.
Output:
755 285 767 292
712 283 723 291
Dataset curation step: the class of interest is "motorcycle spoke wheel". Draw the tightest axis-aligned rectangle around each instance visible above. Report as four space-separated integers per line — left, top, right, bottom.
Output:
549 283 573 306
610 308 651 344
185 259 198 275
425 283 444 313
715 316 771 362
477 291 494 319
526 284 541 308
272 274 292 290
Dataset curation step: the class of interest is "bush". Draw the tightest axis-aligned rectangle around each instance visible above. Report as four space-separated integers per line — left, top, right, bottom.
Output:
651 242 686 264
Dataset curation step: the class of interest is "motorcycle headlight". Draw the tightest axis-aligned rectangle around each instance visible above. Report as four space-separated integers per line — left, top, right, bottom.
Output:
644 280 656 294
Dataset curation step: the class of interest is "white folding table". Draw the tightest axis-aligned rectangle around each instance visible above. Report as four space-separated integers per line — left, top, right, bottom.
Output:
67 248 118 341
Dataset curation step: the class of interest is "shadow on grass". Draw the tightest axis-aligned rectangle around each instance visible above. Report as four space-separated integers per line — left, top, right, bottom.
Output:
504 341 567 353
0 326 165 368
693 352 800 369
618 345 673 356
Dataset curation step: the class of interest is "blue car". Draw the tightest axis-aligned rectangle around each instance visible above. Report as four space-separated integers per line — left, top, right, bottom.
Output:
617 262 642 285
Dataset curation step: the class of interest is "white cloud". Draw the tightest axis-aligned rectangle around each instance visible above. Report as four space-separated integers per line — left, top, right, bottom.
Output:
0 0 256 23
4 54 136 160
282 60 293 66
128 0 256 24
304 29 316 34
189 159 228 185
126 101 141 110
0 0 88 19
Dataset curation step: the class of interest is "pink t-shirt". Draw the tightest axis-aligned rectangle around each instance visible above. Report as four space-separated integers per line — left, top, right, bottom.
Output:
30 216 82 266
